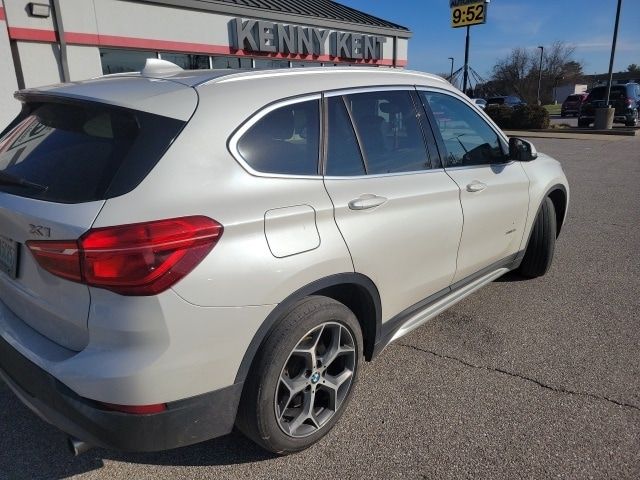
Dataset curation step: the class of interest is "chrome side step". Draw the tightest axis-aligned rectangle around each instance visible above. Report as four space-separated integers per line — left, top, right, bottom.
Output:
389 268 510 344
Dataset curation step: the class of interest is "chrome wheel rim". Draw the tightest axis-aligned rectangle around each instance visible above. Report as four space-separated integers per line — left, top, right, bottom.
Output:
274 322 356 438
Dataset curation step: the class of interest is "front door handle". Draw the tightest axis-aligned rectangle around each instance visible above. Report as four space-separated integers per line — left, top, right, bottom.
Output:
466 181 487 193
348 194 388 210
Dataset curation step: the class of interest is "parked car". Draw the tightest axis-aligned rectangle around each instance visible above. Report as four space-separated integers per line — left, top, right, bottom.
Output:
578 83 640 127
486 95 526 108
0 60 569 456
560 93 588 117
472 98 487 109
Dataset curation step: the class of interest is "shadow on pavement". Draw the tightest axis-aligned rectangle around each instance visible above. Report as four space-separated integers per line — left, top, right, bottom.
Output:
0 380 275 480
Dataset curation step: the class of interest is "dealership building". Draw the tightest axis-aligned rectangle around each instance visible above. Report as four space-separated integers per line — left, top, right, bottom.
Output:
0 0 411 126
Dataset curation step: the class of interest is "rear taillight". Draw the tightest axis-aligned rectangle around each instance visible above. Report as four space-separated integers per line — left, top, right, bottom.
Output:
27 216 223 296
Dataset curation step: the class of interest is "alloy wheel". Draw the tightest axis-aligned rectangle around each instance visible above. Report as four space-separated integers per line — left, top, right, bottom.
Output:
274 322 356 438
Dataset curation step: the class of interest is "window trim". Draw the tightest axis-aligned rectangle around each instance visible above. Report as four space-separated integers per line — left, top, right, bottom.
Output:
227 93 323 179
416 87 512 169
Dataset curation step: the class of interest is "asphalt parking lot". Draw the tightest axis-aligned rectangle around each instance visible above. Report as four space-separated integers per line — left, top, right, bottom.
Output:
1 134 639 480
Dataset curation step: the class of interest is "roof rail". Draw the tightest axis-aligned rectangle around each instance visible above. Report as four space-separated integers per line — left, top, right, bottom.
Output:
141 58 183 76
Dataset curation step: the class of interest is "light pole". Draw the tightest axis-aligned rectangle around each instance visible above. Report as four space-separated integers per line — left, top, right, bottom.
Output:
605 0 623 108
536 46 544 105
448 57 454 81
462 26 470 95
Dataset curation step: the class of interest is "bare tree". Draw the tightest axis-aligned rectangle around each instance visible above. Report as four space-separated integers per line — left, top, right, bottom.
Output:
489 41 584 104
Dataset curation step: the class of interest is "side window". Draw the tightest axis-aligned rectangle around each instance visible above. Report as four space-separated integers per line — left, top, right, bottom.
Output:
326 97 366 176
344 91 431 174
237 99 320 175
420 91 507 167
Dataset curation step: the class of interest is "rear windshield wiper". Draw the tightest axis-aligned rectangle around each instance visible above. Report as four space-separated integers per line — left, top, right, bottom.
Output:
0 171 48 191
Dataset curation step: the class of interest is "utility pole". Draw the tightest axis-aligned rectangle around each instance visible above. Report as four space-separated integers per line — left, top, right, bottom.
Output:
448 57 454 81
462 26 470 95
536 46 544 105
605 0 623 107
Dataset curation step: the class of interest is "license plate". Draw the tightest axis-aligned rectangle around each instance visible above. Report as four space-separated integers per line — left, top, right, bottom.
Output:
0 236 19 279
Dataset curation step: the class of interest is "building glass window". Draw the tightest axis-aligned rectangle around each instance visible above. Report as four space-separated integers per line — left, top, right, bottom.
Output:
160 53 209 69
212 56 252 69
100 49 157 74
254 59 290 69
291 61 323 68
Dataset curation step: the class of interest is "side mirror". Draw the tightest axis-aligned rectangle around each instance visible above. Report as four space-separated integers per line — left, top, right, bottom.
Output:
509 137 538 162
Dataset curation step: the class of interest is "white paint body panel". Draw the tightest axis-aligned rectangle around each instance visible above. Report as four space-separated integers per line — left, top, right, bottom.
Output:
445 162 530 283
324 170 463 322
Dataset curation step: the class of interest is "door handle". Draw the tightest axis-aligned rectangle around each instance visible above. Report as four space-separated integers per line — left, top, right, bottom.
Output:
348 194 388 210
466 181 487 193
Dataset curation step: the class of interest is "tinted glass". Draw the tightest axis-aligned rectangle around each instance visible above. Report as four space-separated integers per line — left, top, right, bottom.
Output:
160 53 209 69
326 97 365 176
237 100 320 175
421 91 506 167
0 101 184 203
589 86 626 100
486 97 505 105
344 91 430 174
100 48 156 74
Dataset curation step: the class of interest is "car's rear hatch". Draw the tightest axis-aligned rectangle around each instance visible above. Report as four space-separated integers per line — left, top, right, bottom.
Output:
0 76 197 351
583 86 628 115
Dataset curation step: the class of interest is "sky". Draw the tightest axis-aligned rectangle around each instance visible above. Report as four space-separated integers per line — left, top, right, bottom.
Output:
340 0 640 79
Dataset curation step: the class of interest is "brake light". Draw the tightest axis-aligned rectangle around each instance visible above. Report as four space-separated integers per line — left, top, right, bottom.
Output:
27 216 223 296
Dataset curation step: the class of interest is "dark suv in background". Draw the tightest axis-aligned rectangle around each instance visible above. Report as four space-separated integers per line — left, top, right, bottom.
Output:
561 93 587 117
486 96 526 108
578 83 640 127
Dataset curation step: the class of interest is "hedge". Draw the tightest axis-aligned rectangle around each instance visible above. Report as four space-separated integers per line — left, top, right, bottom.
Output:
485 104 550 130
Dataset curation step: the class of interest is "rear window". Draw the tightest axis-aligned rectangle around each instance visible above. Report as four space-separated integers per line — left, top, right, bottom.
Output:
0 100 185 203
486 98 505 105
588 86 626 100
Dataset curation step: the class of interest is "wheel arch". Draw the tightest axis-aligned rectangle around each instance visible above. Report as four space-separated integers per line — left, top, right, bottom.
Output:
546 184 568 237
233 273 382 385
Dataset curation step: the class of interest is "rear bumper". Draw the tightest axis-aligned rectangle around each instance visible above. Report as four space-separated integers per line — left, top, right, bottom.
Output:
0 333 242 451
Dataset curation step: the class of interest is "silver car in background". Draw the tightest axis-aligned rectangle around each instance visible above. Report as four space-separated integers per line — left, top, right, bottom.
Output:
0 60 568 455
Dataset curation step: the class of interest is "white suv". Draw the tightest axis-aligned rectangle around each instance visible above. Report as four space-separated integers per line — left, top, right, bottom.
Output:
0 61 568 455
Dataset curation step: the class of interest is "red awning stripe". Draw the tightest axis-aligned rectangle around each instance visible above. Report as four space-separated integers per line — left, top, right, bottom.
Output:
8 26 406 66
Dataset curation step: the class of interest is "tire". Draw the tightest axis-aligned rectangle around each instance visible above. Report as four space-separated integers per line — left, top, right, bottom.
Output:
577 118 590 128
518 197 557 278
236 295 363 454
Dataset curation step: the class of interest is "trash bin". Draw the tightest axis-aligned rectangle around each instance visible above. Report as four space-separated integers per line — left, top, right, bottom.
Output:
594 107 614 130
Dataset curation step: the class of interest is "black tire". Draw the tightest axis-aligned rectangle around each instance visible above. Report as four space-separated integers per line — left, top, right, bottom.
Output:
518 197 557 278
236 295 363 454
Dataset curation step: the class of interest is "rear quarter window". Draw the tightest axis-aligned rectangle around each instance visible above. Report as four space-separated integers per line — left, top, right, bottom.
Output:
0 100 185 203
236 99 320 176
